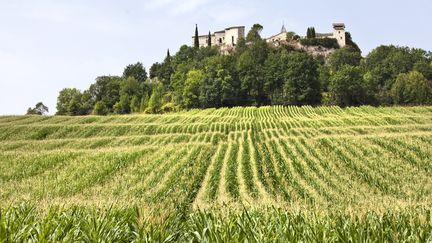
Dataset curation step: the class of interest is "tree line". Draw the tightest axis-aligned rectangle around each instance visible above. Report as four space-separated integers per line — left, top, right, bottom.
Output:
55 24 432 116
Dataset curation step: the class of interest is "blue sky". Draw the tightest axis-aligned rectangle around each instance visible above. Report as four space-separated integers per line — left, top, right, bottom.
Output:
0 0 431 115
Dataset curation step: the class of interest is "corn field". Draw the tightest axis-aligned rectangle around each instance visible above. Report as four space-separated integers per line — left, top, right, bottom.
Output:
1 106 432 241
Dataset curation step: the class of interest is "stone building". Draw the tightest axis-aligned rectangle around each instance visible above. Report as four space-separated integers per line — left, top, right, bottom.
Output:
266 24 289 45
192 26 245 49
266 23 347 48
311 23 346 47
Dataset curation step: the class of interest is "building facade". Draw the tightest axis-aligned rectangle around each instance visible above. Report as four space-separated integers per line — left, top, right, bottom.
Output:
266 23 347 48
192 26 245 48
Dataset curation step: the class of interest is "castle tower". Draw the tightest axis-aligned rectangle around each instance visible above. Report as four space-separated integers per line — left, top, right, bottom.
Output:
332 23 346 47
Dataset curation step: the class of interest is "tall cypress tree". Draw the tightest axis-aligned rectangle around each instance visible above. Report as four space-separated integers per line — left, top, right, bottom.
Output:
311 27 316 38
306 27 311 39
194 24 199 48
208 31 212 47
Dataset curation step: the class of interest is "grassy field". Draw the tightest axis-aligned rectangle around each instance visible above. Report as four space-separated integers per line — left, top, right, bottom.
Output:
1 106 432 241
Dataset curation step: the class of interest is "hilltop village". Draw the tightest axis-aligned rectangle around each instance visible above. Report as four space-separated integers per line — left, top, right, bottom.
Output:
53 21 431 116
192 23 347 56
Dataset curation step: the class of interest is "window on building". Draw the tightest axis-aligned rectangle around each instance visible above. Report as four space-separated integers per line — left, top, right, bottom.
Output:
232 36 234 45
219 38 222 44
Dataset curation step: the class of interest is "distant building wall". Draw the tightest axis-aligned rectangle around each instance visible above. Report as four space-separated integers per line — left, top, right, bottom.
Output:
193 26 245 48
332 23 346 47
266 32 288 44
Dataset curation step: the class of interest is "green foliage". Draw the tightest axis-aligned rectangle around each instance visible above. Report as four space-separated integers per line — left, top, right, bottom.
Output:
114 94 131 114
26 102 49 115
362 45 431 104
306 27 316 39
54 22 432 116
123 62 148 83
264 49 290 104
1 204 431 242
194 24 199 48
413 60 432 80
345 32 361 53
391 71 432 105
2 105 432 242
93 101 108 115
89 76 122 112
199 56 237 108
300 38 339 49
183 69 204 108
284 52 321 105
237 39 269 105
56 88 83 115
329 65 366 106
246 24 263 42
286 31 296 40
146 83 164 113
139 93 149 112
327 46 362 72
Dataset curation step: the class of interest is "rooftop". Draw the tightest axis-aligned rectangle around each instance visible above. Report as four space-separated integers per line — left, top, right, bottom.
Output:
333 23 346 29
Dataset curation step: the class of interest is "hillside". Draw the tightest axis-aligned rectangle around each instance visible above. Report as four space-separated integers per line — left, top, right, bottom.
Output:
1 106 432 212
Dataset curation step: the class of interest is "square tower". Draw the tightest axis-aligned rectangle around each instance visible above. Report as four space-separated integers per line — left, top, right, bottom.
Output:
333 23 346 47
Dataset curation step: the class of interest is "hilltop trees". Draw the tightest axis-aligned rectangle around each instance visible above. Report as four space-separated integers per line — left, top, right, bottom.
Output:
54 24 432 116
306 27 316 39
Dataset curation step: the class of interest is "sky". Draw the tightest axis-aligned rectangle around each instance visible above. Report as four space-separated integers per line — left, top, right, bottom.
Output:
0 0 431 115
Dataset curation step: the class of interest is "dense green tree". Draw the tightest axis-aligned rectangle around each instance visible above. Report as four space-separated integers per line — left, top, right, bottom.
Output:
264 49 290 104
160 51 174 86
391 71 432 105
130 96 140 113
345 32 361 53
114 94 131 114
183 69 204 108
194 24 199 48
93 101 108 115
208 31 212 47
27 102 49 115
199 56 238 108
413 61 432 80
89 76 122 113
120 77 141 97
318 64 331 93
327 46 362 72
146 83 164 113
149 62 162 79
306 27 316 39
171 63 192 105
123 62 148 83
139 93 149 112
362 45 430 104
56 88 82 115
329 65 366 106
237 29 269 105
284 52 321 105
246 24 263 42
79 90 94 115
